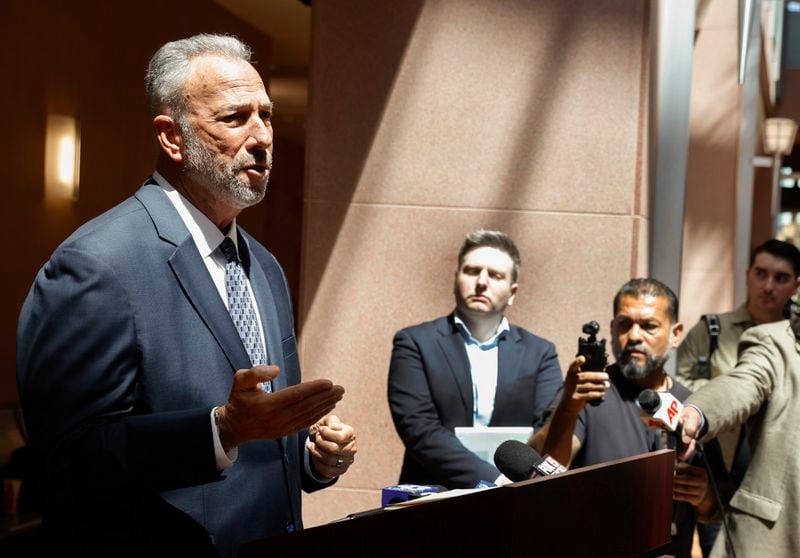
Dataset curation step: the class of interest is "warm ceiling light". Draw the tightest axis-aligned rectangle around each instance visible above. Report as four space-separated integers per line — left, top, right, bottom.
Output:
45 114 80 202
764 117 798 156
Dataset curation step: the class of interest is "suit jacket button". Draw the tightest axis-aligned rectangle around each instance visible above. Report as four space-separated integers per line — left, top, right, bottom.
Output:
285 521 295 533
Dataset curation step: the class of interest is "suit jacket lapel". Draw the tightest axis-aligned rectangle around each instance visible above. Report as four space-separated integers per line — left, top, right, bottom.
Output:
491 326 524 425
436 316 473 419
169 240 253 372
135 181 251 373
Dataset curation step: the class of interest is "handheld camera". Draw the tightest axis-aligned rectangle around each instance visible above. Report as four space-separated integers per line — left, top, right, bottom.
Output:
577 321 608 406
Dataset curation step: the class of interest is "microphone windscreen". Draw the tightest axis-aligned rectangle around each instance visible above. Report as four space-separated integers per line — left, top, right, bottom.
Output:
494 440 539 482
637 388 660 413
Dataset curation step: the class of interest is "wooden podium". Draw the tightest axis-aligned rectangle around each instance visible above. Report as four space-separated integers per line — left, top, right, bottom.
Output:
239 450 674 557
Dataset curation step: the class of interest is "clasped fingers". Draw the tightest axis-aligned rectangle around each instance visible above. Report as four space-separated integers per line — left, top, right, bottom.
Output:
316 422 356 444
309 419 357 478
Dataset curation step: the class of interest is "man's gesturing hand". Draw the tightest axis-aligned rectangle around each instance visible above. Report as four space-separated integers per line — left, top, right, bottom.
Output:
217 365 345 452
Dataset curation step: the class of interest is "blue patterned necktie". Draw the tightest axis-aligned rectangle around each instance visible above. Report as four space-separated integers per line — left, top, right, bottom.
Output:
219 237 271 392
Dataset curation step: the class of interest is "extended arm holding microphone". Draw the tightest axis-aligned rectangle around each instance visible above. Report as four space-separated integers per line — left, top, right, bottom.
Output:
640 391 720 521
531 356 610 466
674 324 798 558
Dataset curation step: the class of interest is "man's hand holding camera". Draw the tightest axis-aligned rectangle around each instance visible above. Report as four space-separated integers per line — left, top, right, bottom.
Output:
561 355 611 413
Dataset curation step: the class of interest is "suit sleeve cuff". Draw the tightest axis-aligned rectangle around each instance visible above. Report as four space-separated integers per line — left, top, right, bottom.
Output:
684 403 708 439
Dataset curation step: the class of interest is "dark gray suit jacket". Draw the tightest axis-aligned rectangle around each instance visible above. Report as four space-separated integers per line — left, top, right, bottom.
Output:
388 314 562 488
17 180 328 557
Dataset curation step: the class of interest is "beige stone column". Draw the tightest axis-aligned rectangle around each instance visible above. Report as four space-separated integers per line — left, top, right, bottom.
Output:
300 0 652 525
680 0 762 329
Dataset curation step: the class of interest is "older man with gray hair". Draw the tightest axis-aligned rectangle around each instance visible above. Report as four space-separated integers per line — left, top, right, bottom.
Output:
17 34 356 557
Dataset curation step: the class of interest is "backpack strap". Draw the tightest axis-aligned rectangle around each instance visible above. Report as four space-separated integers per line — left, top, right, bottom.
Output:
702 314 721 357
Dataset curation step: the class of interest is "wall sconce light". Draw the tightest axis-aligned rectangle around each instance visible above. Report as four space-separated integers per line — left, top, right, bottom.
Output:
764 117 798 156
764 117 798 228
44 114 80 201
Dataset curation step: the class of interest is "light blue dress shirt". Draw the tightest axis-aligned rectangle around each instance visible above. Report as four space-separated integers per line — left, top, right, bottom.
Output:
453 315 510 427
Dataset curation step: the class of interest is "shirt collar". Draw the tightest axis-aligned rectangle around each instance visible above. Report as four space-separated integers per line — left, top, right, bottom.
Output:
453 314 510 348
152 171 239 257
732 303 756 327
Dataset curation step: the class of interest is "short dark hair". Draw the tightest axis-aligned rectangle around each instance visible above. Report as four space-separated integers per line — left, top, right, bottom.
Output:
457 229 521 282
750 239 800 277
613 278 679 323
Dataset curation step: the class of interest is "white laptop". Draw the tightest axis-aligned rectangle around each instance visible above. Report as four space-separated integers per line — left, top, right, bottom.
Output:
455 426 533 465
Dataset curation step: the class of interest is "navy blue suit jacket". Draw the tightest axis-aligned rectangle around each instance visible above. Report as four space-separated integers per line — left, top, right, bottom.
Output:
16 181 329 557
387 314 562 488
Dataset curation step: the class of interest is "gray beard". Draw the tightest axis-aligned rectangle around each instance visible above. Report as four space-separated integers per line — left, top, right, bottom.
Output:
614 345 670 380
180 120 270 210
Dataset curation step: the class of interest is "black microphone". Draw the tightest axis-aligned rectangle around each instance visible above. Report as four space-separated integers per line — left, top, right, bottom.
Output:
494 440 567 482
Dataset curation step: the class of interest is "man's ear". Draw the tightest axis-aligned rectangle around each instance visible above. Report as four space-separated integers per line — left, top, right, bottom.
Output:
154 115 184 163
670 321 684 349
507 283 519 307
